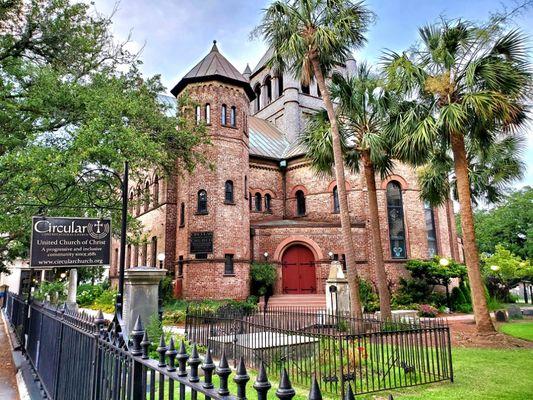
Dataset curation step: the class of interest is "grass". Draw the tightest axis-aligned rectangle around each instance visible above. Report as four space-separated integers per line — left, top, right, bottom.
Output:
499 321 533 341
368 347 533 400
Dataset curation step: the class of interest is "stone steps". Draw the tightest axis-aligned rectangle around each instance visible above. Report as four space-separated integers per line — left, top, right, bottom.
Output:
263 294 326 308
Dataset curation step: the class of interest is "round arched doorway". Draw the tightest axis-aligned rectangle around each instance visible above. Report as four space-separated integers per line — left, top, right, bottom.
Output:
281 244 317 294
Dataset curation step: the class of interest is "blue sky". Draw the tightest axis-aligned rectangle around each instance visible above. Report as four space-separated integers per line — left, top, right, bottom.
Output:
90 0 532 187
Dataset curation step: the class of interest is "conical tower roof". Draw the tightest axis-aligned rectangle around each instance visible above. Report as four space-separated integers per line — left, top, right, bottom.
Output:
171 41 255 100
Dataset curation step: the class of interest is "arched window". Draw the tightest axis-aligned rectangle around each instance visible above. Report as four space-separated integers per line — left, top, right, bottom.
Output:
153 176 159 206
136 187 141 215
225 180 234 203
265 75 272 104
254 83 261 111
424 202 438 257
205 104 211 124
221 104 227 125
230 106 236 127
386 181 406 259
179 202 185 227
264 193 272 212
129 191 134 213
277 75 284 98
197 190 207 214
301 84 310 95
144 181 150 210
195 105 201 125
254 192 262 211
296 190 306 216
332 185 339 213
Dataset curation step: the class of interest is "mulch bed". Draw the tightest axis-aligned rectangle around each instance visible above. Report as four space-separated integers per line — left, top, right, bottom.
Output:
448 318 533 349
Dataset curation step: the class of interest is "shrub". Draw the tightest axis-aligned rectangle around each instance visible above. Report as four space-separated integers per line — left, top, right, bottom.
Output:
77 284 104 306
33 281 67 303
418 304 438 318
92 289 117 313
160 276 174 302
250 262 277 296
359 280 379 312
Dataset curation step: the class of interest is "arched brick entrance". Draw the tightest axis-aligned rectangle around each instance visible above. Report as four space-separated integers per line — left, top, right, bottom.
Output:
281 244 317 294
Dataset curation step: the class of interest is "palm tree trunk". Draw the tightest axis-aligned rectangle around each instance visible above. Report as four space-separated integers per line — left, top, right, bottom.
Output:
361 152 392 320
311 57 363 319
450 133 495 333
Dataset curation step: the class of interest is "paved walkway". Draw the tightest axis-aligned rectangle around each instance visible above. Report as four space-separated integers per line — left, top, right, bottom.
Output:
0 317 19 400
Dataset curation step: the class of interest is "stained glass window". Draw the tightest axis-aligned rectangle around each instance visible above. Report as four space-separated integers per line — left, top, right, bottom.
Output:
424 202 438 257
386 181 406 259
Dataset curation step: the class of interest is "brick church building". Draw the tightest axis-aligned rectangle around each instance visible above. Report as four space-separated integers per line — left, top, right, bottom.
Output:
110 42 462 300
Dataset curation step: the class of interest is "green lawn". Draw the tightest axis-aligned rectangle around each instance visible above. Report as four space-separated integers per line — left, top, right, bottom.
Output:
371 347 533 400
499 321 533 341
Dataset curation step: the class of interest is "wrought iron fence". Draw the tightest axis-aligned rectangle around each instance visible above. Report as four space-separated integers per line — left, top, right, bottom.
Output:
185 305 453 398
2 291 344 400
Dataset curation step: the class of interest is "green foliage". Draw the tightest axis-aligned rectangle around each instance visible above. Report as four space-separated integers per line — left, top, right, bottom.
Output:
33 280 67 303
160 276 174 302
450 281 473 313
481 245 532 302
359 280 380 312
76 284 104 306
0 0 208 271
473 187 533 260
90 289 117 313
250 262 277 296
418 304 438 318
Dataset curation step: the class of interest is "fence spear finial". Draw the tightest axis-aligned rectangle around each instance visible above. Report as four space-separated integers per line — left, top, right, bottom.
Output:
344 383 355 400
234 357 250 400
276 368 296 399
254 362 272 400
156 334 167 367
308 376 322 400
216 352 231 396
201 346 215 389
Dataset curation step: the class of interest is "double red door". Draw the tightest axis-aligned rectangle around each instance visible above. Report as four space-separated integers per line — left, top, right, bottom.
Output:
282 245 316 294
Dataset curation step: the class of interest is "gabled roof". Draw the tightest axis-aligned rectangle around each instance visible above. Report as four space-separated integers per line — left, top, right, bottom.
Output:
170 41 255 100
248 116 307 160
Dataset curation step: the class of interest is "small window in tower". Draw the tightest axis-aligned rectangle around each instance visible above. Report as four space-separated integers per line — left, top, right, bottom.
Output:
249 193 252 210
151 236 157 268
221 104 227 125
333 185 339 213
126 244 131 268
197 190 208 214
225 180 234 203
136 187 142 215
205 104 211 124
301 84 310 95
230 106 236 127
244 176 248 199
195 105 201 125
254 83 261 111
153 176 159 206
296 190 306 216
177 256 184 277
179 202 185 227
224 254 234 275
265 75 272 104
144 181 150 211
277 75 284 98
264 194 272 212
254 192 262 211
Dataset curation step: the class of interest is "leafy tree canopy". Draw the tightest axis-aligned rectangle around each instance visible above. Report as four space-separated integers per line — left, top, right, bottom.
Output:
472 187 533 260
406 257 467 287
0 0 208 274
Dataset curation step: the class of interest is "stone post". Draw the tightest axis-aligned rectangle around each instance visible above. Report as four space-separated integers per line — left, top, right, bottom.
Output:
325 261 351 315
66 268 78 310
123 266 167 335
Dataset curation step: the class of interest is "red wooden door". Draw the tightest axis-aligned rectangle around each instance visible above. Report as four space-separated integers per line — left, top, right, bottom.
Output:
282 245 316 294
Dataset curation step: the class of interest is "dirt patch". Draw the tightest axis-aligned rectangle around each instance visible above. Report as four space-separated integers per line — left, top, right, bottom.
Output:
448 319 533 349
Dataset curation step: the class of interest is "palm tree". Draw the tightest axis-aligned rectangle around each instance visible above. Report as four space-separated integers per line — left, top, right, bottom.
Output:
301 65 394 319
418 134 526 207
383 20 530 333
253 0 374 318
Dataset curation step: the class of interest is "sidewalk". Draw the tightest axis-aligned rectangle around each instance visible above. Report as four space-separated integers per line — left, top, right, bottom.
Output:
0 317 19 400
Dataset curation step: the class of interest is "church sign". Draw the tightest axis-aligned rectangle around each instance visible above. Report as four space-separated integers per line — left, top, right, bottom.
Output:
190 231 213 254
30 216 111 268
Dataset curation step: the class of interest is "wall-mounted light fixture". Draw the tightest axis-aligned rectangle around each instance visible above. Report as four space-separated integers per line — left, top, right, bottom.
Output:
263 252 269 260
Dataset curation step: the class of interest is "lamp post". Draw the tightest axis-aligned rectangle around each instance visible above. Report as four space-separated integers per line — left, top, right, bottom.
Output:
263 252 268 261
157 252 165 321
439 257 451 309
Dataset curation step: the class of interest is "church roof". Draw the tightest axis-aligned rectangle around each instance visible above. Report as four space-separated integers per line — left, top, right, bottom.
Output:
248 116 307 160
171 41 255 100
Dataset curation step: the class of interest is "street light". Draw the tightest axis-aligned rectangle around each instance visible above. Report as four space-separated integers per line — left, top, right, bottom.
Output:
328 251 334 260
490 265 500 272
263 252 269 260
157 252 166 269
439 257 450 267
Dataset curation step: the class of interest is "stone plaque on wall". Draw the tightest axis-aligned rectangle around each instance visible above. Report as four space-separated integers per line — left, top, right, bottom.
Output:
190 231 213 254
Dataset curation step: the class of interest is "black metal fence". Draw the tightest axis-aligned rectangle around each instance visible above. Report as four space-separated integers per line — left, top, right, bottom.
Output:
185 305 453 398
3 291 340 400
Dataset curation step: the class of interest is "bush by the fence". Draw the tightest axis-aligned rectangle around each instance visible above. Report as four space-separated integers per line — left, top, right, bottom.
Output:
250 262 276 297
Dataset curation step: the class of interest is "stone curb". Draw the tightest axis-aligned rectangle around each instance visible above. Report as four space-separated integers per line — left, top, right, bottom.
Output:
1 311 39 400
